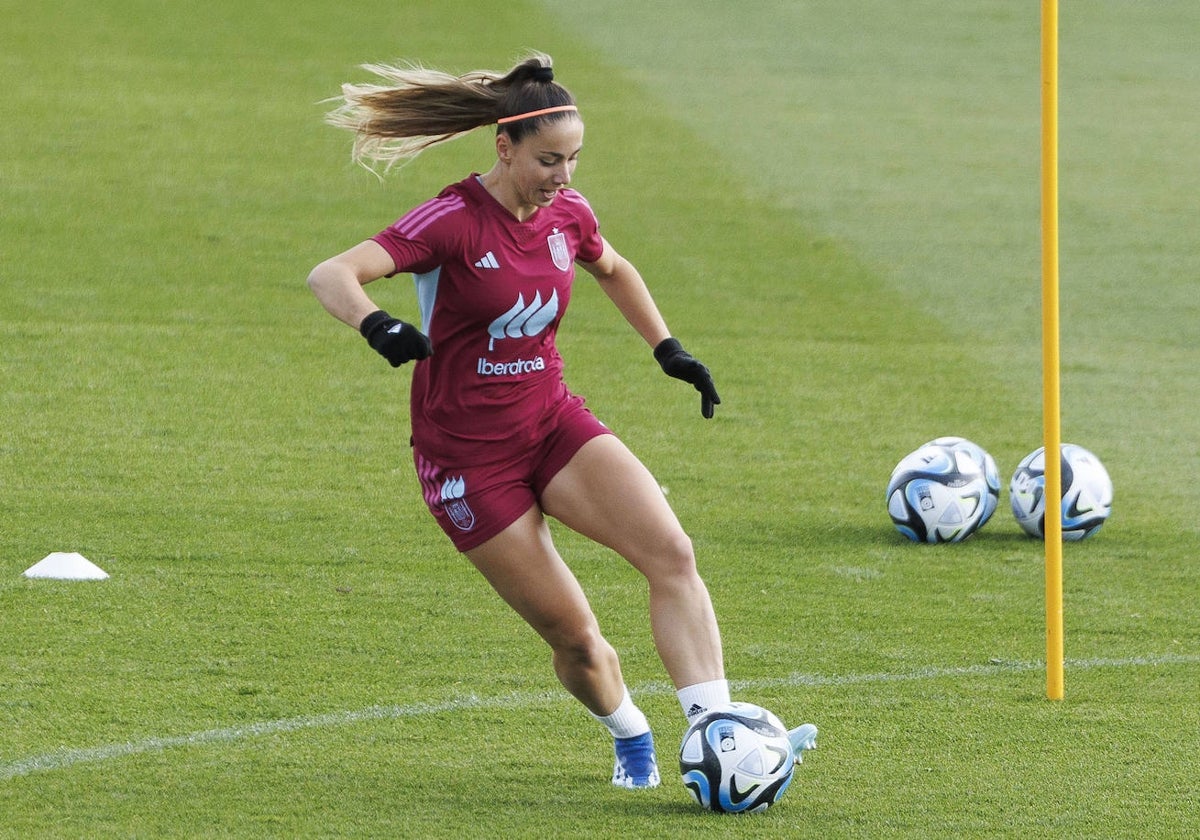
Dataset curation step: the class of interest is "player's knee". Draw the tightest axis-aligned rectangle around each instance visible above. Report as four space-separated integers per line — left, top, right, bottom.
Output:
664 528 698 573
640 529 699 586
552 623 616 670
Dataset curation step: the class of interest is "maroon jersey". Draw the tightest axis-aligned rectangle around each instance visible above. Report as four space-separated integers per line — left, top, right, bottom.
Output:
372 175 605 461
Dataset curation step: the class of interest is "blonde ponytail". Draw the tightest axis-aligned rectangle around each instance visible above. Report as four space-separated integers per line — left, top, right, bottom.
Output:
324 52 575 173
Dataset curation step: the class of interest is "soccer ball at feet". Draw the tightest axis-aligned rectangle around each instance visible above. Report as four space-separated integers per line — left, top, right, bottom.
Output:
679 703 795 814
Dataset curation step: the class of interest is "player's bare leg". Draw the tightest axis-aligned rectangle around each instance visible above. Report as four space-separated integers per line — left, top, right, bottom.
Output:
540 434 725 693
465 505 661 787
465 505 625 714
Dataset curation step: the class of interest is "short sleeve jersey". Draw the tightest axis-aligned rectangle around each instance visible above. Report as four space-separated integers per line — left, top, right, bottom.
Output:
372 174 605 460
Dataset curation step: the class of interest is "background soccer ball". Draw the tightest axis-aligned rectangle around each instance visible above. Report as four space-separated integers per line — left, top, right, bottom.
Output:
923 436 1001 527
1010 444 1113 540
886 438 998 543
679 702 795 814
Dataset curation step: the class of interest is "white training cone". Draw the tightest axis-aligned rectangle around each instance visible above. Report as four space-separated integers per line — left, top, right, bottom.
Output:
23 552 109 580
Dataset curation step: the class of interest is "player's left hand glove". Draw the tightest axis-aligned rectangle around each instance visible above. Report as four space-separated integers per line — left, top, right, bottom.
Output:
654 337 721 419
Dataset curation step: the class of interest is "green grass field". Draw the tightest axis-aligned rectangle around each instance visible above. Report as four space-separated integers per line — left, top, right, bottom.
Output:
2 1 1197 836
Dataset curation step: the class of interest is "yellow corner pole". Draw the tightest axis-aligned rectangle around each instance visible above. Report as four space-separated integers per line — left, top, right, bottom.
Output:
1041 0 1065 700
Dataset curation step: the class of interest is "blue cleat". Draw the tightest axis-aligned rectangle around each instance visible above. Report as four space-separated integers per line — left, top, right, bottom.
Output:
788 723 819 764
611 731 661 789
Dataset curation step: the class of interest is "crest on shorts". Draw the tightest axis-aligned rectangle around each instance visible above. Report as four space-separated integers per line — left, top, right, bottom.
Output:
441 475 476 532
547 229 570 271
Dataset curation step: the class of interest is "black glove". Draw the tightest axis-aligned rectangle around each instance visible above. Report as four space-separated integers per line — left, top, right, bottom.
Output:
654 337 721 419
359 309 432 367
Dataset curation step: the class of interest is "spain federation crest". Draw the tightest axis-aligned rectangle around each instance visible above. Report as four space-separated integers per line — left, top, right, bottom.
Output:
440 475 476 532
547 229 570 271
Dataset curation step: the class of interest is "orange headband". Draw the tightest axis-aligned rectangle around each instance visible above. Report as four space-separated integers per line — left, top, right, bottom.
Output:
496 104 578 125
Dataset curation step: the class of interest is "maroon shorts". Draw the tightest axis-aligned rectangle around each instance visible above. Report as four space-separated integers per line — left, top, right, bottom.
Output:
412 394 613 552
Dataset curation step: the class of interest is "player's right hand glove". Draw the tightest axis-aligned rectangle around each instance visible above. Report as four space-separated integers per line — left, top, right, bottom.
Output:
359 309 432 367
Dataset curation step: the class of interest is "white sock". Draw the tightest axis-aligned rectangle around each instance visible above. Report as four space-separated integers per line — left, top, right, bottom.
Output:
592 686 651 739
677 679 731 721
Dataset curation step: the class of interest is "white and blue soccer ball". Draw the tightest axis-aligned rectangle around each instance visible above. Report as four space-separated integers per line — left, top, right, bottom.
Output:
679 703 795 814
886 438 999 543
923 436 1001 527
1010 444 1113 540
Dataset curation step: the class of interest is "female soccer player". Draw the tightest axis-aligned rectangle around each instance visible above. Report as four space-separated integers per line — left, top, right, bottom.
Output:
308 52 809 789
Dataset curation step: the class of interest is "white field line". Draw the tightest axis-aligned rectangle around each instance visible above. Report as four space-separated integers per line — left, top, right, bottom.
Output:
2 653 1197 781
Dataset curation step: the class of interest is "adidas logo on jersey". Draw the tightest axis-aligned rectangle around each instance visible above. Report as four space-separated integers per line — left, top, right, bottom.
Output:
474 251 500 269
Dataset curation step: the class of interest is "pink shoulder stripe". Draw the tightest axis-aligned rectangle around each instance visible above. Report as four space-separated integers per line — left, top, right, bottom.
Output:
396 194 466 238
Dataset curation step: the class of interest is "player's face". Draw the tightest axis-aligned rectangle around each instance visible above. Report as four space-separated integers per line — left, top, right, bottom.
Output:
504 117 583 213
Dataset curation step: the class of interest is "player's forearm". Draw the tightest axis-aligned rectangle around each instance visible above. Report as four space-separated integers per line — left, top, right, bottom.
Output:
594 255 672 348
307 259 380 329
